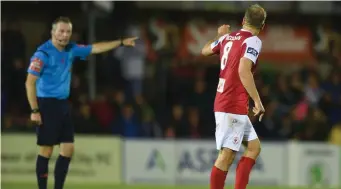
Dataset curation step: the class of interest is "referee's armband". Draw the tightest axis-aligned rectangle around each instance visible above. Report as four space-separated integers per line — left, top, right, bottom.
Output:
27 50 48 76
29 58 44 73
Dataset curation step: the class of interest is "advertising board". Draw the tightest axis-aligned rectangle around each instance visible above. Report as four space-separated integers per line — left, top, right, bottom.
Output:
124 140 287 186
2 134 122 184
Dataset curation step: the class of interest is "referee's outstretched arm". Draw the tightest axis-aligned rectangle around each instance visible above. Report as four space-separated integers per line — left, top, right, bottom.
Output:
91 36 138 54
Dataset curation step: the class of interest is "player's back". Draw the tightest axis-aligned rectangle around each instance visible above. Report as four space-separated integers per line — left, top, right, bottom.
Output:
214 29 262 115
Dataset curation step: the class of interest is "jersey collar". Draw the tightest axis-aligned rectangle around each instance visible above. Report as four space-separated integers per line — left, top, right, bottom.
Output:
49 39 68 52
49 39 60 52
240 29 253 34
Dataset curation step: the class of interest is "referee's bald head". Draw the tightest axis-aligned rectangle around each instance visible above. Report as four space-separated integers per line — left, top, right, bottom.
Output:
243 4 267 30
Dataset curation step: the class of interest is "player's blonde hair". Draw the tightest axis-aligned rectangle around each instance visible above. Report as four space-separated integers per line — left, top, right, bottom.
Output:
244 4 267 30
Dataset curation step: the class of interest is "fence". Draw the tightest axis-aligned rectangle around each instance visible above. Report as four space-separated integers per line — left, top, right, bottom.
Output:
2 134 340 188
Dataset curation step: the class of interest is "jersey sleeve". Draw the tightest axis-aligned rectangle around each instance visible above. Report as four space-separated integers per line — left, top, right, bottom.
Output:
71 43 93 60
27 51 48 77
241 36 262 64
210 34 228 54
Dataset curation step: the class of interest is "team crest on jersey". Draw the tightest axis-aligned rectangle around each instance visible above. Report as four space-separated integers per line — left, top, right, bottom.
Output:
247 47 259 57
233 136 239 144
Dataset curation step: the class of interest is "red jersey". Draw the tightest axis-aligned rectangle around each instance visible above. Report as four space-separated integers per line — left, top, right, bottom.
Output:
211 29 262 115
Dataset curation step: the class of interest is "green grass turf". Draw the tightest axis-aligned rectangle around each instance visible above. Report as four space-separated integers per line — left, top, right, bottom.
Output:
2 182 339 189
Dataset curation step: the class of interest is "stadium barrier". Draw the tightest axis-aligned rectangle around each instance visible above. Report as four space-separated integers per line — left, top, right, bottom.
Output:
124 140 340 188
1 134 122 184
287 142 341 187
123 140 287 186
2 134 340 188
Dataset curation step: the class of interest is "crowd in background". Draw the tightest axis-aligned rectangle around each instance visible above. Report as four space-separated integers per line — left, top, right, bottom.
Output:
2 3 341 145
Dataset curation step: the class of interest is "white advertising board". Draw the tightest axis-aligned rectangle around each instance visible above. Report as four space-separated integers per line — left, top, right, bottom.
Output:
175 141 287 186
124 140 287 186
123 140 176 184
288 142 340 188
2 134 122 184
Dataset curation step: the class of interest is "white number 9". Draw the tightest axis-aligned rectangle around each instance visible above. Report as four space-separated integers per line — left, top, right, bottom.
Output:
220 41 233 70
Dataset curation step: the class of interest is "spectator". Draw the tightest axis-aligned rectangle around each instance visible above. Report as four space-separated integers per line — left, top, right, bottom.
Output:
134 95 155 125
277 113 294 140
289 71 305 103
329 122 341 146
298 108 329 141
114 103 141 138
141 112 162 138
168 104 188 138
97 52 124 89
190 79 210 116
114 25 147 97
304 73 323 107
111 90 126 117
73 103 100 134
321 70 341 125
274 75 296 110
187 107 204 139
91 94 115 131
254 101 279 140
164 126 176 138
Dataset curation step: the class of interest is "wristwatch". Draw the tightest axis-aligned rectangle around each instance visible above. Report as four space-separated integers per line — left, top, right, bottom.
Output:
31 109 40 113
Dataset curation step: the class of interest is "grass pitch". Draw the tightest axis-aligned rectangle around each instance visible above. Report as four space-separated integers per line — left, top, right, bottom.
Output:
2 182 338 189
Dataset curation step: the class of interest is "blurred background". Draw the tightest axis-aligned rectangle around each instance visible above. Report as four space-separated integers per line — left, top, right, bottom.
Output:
1 1 341 189
2 1 341 143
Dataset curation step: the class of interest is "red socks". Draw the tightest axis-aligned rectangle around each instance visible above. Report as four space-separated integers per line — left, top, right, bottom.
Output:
235 156 256 189
210 156 255 189
210 166 227 189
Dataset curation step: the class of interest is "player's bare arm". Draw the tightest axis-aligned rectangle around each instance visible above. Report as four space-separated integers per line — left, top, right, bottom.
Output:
25 73 42 125
25 73 39 110
91 37 138 54
201 25 231 56
238 57 265 121
238 58 260 102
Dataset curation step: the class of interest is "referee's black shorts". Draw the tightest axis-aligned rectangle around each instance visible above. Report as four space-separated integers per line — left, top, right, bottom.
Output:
36 98 74 146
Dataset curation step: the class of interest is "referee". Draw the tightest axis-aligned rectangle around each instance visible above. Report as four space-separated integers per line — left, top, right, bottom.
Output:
25 17 137 189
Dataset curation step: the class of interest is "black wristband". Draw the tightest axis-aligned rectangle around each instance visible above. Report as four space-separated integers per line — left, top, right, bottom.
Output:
120 38 124 46
31 109 40 113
